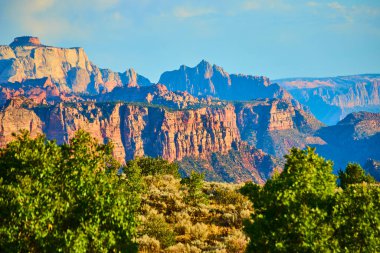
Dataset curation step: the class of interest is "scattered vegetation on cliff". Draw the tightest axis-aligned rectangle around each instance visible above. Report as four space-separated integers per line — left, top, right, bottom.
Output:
0 131 379 252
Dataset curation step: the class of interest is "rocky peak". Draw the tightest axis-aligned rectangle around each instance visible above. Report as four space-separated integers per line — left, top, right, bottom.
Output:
10 36 43 47
364 159 380 181
338 111 380 126
0 36 152 94
123 68 138 87
159 60 290 101
196 60 213 73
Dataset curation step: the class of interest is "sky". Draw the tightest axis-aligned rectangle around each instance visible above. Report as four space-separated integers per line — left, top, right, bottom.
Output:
0 0 379 82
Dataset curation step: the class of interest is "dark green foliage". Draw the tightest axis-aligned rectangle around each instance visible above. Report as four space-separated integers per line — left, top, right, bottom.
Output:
338 163 375 189
181 171 208 205
0 130 141 252
129 156 180 178
239 181 261 201
333 184 380 252
243 147 380 252
211 188 246 206
141 213 176 248
244 147 337 252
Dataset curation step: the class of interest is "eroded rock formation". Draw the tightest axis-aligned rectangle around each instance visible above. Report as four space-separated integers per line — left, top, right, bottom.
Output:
0 37 152 94
276 75 380 125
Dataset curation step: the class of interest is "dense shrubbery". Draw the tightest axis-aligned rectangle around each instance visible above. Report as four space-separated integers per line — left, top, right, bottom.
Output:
0 130 141 252
137 174 251 252
1 131 379 252
242 147 380 252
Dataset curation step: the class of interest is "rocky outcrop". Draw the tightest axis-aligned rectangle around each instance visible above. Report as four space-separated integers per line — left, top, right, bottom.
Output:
235 99 324 156
0 98 44 146
0 98 277 183
0 37 152 94
96 83 224 110
312 112 380 171
178 143 280 184
9 36 43 47
364 159 380 182
276 75 380 125
158 60 291 101
0 78 82 106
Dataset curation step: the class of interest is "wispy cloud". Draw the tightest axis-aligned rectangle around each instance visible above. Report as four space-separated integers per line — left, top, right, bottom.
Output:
306 2 319 8
173 6 216 19
0 0 129 41
241 0 293 12
326 1 380 24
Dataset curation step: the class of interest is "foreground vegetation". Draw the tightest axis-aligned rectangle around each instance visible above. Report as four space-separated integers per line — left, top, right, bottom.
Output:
0 131 379 252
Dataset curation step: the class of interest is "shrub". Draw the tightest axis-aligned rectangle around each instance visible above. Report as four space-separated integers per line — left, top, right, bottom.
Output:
141 212 176 249
224 230 248 253
181 172 208 205
338 163 375 189
131 156 180 177
137 235 160 253
190 223 209 241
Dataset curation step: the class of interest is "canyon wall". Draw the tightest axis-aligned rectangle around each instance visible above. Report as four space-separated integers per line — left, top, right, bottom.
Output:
276 75 380 125
235 99 324 157
0 37 152 94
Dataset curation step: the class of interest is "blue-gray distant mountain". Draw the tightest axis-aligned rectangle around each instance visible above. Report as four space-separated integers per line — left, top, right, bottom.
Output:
275 75 380 125
158 60 291 101
312 111 380 172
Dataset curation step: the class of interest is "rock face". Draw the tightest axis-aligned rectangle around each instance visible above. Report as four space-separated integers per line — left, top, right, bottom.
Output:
364 159 380 181
275 75 380 125
0 99 276 183
9 36 43 47
313 112 380 171
178 143 279 184
159 60 291 101
0 98 44 147
0 37 152 94
235 99 324 157
0 77 82 106
96 83 218 110
38 102 241 162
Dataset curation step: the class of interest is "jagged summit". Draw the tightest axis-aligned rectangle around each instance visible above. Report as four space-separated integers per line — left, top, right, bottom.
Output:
9 36 43 47
159 60 289 100
0 36 152 94
338 111 380 125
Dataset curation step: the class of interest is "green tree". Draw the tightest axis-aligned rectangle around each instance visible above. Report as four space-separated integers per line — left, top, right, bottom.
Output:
243 147 337 252
0 130 141 252
338 163 375 189
332 183 380 252
129 156 180 177
181 171 207 205
141 213 176 248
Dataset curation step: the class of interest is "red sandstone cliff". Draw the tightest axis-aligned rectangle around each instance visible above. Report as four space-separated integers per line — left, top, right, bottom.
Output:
235 99 324 157
0 98 278 182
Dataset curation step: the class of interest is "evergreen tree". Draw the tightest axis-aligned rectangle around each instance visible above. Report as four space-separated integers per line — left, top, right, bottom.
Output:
338 163 375 189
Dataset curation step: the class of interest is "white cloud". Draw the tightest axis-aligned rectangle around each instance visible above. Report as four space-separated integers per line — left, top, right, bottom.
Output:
241 0 292 12
242 1 260 11
173 6 215 19
306 2 319 8
326 2 380 24
327 2 345 12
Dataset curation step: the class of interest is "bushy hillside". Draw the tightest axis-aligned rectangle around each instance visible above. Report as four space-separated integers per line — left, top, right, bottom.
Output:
0 131 379 252
137 174 251 252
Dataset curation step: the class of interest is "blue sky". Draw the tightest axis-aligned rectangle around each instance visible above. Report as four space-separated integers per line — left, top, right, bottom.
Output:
0 0 379 82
